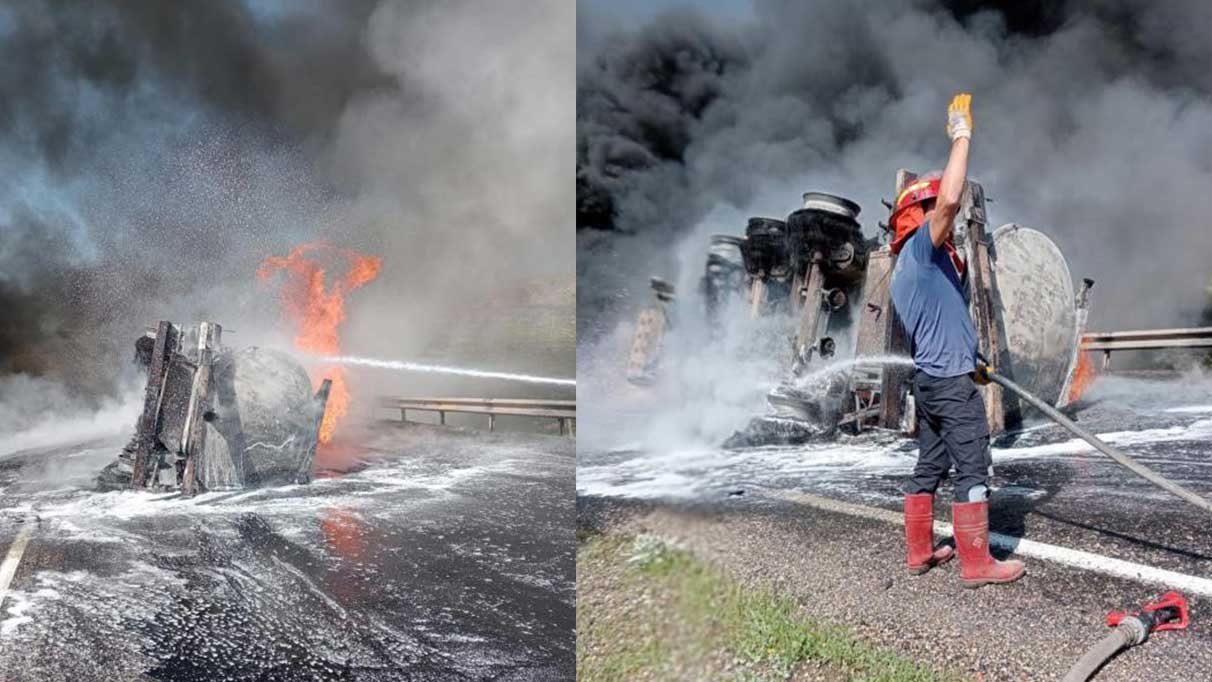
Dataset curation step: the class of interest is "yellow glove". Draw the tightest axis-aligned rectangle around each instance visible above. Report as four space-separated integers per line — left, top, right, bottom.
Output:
973 361 993 386
946 92 973 140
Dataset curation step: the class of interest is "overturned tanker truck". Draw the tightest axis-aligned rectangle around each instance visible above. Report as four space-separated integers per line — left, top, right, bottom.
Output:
626 171 1095 445
98 321 331 493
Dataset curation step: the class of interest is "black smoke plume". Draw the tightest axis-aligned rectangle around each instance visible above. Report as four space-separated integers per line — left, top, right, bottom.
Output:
577 0 1212 340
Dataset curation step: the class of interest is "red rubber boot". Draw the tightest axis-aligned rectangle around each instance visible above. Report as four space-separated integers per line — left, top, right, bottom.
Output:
904 493 953 574
952 501 1025 588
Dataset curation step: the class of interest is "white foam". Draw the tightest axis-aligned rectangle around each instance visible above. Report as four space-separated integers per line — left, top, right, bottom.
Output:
994 418 1212 461
0 588 57 637
578 416 1212 500
1164 405 1212 414
577 439 908 499
0 399 140 458
0 443 540 546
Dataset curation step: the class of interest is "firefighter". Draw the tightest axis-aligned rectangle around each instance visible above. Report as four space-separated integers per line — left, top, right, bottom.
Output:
888 93 1025 588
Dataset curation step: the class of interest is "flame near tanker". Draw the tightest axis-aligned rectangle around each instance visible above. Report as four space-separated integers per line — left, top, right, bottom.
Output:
1068 346 1098 404
257 242 383 443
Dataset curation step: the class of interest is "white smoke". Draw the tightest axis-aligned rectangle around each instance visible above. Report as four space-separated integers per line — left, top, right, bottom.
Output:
0 374 141 458
576 208 794 452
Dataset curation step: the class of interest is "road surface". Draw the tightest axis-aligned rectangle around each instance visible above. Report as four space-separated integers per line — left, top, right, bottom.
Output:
577 371 1212 679
0 422 573 681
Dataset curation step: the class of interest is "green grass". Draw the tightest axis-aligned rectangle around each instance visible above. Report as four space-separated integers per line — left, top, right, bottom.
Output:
577 533 953 682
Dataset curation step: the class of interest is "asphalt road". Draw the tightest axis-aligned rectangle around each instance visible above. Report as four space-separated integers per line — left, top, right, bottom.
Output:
577 371 1212 679
0 422 574 681
579 373 1212 578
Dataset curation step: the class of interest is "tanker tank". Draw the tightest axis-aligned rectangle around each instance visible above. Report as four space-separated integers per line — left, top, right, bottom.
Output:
98 321 330 493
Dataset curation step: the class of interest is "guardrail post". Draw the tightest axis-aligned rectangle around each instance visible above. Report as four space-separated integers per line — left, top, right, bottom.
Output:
439 411 445 426
1102 350 1112 371
488 414 496 432
401 408 407 423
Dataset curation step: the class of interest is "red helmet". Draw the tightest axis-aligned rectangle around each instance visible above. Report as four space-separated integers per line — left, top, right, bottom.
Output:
889 171 941 254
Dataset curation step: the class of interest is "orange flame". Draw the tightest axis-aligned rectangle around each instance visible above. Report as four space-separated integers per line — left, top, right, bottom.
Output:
257 241 382 443
1067 347 1098 403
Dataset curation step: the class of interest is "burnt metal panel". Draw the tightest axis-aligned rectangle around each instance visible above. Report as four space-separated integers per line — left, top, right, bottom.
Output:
793 254 826 369
155 358 196 454
960 181 1005 434
182 322 221 495
131 321 178 489
1057 279 1095 407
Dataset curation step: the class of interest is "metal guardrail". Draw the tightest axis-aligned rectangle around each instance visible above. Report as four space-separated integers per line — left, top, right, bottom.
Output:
1081 326 1212 351
378 397 576 436
1081 326 1212 369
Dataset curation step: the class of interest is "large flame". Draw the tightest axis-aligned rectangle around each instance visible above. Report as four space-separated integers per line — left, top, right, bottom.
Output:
257 241 382 443
1067 346 1098 403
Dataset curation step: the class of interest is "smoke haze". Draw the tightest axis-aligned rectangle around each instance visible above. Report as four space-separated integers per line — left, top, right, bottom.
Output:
0 0 574 444
577 0 1212 342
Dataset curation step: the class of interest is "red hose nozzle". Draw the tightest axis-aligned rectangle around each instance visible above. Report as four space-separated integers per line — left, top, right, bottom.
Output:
1106 591 1189 634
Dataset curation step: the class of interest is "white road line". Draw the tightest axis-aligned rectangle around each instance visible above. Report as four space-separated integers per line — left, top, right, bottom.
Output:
766 489 1212 599
0 519 36 612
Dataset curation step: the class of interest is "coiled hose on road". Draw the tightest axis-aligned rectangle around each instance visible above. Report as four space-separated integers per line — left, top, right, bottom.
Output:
985 368 1212 515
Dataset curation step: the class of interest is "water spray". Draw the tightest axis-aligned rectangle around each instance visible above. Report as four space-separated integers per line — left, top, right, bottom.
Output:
314 355 576 387
791 355 916 391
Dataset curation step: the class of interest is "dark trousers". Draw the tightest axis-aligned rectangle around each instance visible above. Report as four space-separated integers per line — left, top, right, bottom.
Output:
905 369 991 501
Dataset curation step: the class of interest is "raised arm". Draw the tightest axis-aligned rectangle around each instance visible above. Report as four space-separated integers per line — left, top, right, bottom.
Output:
930 93 972 248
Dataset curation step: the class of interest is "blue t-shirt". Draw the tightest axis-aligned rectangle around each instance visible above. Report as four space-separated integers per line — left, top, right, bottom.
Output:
890 223 978 378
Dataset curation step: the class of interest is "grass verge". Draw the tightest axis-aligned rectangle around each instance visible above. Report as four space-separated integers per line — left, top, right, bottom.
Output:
577 532 954 681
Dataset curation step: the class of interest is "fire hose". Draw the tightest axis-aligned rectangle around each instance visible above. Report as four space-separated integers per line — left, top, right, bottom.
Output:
972 364 1201 678
1061 591 1188 682
979 362 1212 515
